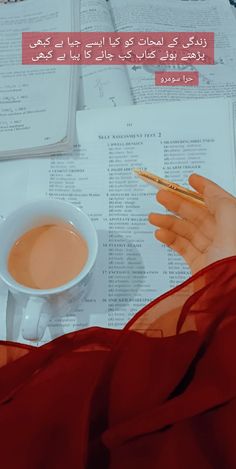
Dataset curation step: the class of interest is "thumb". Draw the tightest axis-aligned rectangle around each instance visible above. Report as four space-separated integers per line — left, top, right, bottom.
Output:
189 173 235 215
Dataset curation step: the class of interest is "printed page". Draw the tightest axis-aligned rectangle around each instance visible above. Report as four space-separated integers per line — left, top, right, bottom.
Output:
1 98 233 346
0 280 8 342
78 0 133 109
232 5 236 19
109 0 236 105
0 159 30 217
0 0 74 158
0 159 30 342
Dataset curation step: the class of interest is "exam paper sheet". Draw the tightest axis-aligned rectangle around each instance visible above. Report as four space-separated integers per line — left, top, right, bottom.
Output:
0 281 8 342
0 98 234 346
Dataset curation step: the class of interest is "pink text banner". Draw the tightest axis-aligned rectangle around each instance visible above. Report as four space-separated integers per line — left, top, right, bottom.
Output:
155 71 199 86
22 32 214 66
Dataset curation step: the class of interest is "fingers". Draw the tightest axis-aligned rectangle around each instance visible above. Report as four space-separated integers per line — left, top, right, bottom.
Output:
189 173 232 198
149 212 210 253
155 228 201 268
189 173 236 215
188 173 215 195
156 189 216 240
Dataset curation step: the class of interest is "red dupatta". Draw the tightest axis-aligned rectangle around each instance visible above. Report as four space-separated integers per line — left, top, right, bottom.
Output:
1 256 236 468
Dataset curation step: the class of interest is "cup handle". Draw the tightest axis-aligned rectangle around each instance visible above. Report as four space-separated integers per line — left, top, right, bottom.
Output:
22 297 49 341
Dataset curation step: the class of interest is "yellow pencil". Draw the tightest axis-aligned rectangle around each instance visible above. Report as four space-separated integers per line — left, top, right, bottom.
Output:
133 169 205 206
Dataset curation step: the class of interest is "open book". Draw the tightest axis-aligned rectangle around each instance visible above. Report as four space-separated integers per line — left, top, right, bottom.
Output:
78 0 236 111
0 0 77 159
1 0 236 159
0 97 235 345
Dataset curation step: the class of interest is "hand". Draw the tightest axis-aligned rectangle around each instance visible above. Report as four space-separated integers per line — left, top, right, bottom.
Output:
148 174 236 275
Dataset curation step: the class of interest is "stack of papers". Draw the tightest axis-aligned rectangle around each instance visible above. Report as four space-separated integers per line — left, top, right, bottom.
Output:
0 0 77 159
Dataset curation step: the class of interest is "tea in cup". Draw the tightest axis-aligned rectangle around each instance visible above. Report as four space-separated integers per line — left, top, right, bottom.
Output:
0 199 98 341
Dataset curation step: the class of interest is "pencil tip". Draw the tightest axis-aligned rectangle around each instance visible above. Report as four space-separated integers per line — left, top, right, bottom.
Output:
133 168 141 175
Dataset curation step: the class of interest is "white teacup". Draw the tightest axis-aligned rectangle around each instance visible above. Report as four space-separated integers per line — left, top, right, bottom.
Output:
0 200 98 341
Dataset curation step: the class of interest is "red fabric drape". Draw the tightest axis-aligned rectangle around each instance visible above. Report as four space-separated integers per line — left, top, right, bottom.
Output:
1 256 236 468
